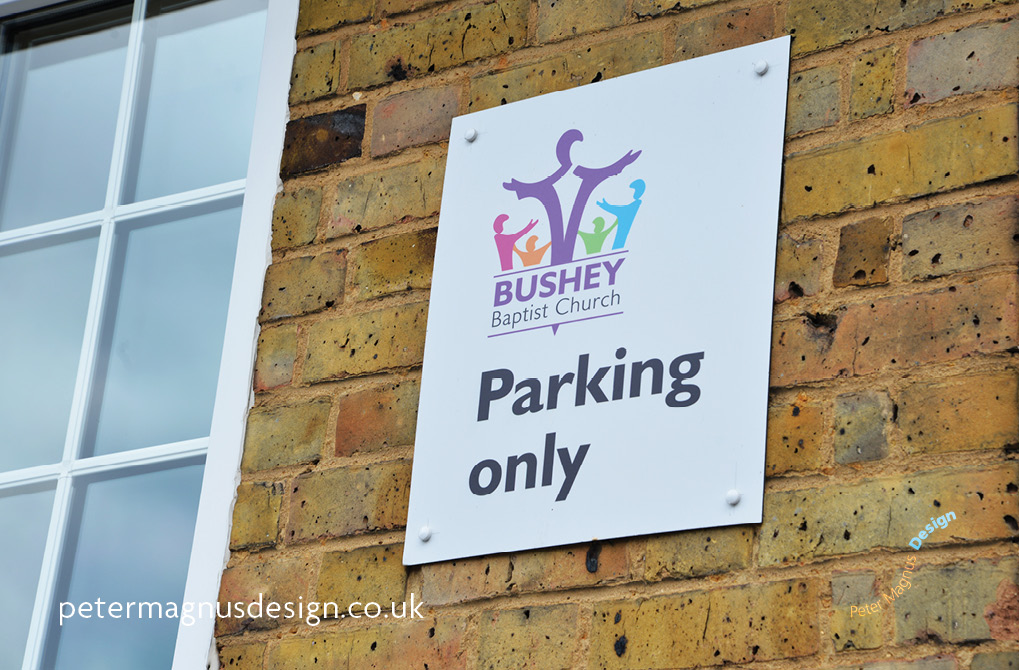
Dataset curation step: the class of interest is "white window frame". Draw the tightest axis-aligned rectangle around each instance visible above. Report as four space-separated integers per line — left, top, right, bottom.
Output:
0 0 298 667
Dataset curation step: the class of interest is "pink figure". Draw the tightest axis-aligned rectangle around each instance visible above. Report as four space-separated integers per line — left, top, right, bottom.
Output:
493 214 538 271
513 235 552 267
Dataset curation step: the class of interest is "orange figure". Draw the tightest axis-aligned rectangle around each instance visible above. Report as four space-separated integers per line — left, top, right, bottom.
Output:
513 235 552 267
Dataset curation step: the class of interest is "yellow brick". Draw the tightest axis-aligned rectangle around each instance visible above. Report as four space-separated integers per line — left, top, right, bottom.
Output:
788 0 948 55
590 579 819 667
759 464 1019 564
316 545 407 609
297 0 371 35
230 481 282 550
272 186 321 250
479 605 580 669
217 555 316 635
535 0 626 43
512 541 633 592
470 34 663 111
260 251 346 321
645 526 753 581
783 105 1018 221
786 64 840 135
303 303 429 383
241 398 330 472
766 400 826 475
896 558 1019 644
830 572 883 651
327 156 445 238
421 555 512 605
287 461 412 541
897 372 1019 454
348 0 528 89
218 642 265 670
350 229 436 300
289 40 340 104
267 619 469 669
851 45 896 120
633 0 722 17
253 324 297 392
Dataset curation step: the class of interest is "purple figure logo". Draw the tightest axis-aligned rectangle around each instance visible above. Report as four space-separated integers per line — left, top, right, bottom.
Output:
492 214 538 272
502 129 641 266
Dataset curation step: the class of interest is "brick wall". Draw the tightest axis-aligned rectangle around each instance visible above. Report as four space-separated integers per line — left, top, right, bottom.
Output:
218 0 1019 667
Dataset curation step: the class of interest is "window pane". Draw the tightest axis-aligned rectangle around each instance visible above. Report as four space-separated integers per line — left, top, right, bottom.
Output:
0 231 99 472
0 4 130 231
122 0 267 202
0 484 56 668
84 206 240 456
45 460 204 670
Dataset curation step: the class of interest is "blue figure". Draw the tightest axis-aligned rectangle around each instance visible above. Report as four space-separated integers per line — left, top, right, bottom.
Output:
596 179 645 250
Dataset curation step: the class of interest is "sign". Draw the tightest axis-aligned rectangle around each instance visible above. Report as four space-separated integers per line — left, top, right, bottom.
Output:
403 37 791 565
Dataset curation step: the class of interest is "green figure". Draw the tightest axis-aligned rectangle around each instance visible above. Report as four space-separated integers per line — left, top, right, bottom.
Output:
577 217 618 255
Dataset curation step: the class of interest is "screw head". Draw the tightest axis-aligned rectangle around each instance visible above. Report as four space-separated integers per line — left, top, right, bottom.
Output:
464 128 478 142
726 489 742 506
418 526 432 542
753 60 769 76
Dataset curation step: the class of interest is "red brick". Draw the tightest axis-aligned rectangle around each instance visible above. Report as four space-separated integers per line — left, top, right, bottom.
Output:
372 86 458 157
281 107 365 177
335 380 420 457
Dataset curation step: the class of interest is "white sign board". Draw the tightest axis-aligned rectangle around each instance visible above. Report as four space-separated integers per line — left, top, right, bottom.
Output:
404 37 791 565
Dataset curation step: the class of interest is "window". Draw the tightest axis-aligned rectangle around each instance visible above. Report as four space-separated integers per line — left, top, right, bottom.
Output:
0 0 295 667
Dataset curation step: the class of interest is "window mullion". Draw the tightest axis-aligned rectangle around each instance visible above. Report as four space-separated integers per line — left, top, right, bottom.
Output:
105 0 147 214
20 473 72 670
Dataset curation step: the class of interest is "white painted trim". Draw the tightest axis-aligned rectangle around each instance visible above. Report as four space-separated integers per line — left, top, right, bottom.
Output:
0 0 296 665
171 0 296 666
